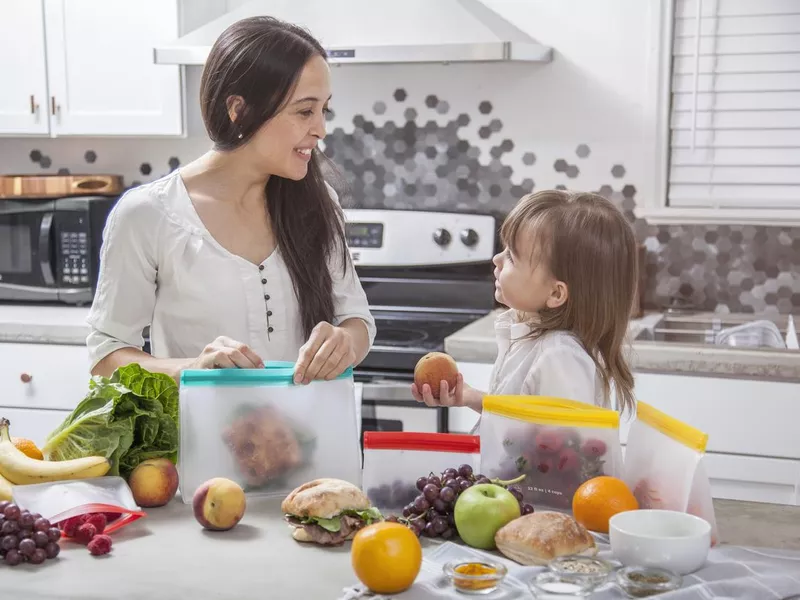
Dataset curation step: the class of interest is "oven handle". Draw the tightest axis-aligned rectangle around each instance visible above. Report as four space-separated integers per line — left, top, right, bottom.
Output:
359 380 415 402
38 212 55 286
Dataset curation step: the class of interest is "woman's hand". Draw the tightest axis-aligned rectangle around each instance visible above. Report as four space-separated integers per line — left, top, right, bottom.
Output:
411 375 484 413
294 322 356 384
189 336 264 370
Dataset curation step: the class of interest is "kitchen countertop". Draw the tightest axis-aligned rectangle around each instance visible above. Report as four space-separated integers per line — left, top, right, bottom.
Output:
3 495 799 599
445 309 800 382
0 304 91 346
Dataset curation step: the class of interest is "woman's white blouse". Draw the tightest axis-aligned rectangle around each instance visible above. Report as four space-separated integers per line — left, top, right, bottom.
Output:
86 171 376 370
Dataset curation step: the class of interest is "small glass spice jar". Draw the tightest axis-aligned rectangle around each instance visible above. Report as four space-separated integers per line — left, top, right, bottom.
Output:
615 566 682 598
548 555 613 589
529 571 596 598
442 560 508 595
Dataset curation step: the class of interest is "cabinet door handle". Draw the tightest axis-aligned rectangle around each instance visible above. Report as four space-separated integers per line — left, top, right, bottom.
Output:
30 95 38 114
51 96 57 116
20 373 33 383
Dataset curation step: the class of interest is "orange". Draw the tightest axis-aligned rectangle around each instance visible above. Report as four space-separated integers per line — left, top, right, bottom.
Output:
351 522 422 594
572 476 638 533
12 437 43 460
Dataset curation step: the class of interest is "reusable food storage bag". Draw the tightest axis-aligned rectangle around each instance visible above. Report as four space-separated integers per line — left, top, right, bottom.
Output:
479 396 623 510
361 432 480 511
623 401 719 545
178 362 362 503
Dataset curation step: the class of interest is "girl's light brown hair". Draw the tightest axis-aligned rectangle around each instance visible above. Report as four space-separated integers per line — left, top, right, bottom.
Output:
502 190 638 416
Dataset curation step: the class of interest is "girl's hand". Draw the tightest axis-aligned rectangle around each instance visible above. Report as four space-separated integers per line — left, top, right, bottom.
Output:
294 322 356 384
411 373 466 407
190 336 264 369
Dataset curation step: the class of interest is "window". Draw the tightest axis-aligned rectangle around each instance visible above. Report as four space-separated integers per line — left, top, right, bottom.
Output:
641 0 800 225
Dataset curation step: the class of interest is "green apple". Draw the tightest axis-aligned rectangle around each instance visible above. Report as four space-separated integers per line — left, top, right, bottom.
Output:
454 484 521 549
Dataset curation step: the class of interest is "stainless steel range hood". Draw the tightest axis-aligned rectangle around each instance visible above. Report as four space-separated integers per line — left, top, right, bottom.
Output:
154 0 552 66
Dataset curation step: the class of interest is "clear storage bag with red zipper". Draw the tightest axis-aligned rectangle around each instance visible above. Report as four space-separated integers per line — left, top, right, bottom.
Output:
361 432 480 511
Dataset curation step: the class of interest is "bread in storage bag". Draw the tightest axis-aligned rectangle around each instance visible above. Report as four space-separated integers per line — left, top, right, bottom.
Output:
361 432 480 511
178 362 362 502
479 396 623 511
623 401 719 545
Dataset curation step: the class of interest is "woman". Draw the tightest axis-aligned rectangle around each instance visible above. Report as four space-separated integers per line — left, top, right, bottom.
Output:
86 16 375 384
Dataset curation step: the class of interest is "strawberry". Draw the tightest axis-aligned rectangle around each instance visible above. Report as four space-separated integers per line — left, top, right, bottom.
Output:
556 448 580 474
581 438 607 458
535 429 565 454
536 456 556 475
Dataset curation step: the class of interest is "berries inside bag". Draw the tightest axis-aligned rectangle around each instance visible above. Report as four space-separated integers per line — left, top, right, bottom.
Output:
11 476 146 537
479 396 623 511
623 401 719 545
362 432 480 511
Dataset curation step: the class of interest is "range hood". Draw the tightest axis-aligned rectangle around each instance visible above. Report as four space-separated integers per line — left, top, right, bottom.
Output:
154 0 552 66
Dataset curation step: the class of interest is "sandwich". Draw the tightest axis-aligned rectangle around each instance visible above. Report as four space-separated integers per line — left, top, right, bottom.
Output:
281 478 383 546
494 511 597 565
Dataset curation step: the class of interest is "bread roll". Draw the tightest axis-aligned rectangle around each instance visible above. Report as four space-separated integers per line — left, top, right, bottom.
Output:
281 478 370 519
495 511 597 565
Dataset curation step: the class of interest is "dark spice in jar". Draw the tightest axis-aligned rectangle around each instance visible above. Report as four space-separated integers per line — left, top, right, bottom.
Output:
629 572 671 585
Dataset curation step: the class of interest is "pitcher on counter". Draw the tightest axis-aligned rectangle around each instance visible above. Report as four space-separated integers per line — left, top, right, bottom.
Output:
86 17 375 383
412 189 639 419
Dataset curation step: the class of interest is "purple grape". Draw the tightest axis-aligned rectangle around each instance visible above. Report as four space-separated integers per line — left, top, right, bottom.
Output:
1 520 19 535
47 528 61 543
440 486 456 503
1 534 18 551
45 541 60 559
423 484 440 502
433 499 448 514
441 527 455 540
19 512 34 529
459 480 472 492
413 496 430 513
3 504 20 521
4 549 22 566
477 477 491 484
402 504 413 518
29 548 47 565
423 522 437 537
34 518 50 532
508 486 524 502
428 475 442 487
18 538 36 557
458 464 473 478
0 501 10 513
443 468 458 479
33 531 49 548
522 503 535 515
444 478 458 490
408 521 423 537
431 516 448 534
416 477 428 492
19 528 32 539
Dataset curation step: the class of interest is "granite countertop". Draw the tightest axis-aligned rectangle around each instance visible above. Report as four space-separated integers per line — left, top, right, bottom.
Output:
0 304 91 345
445 310 800 382
2 495 798 599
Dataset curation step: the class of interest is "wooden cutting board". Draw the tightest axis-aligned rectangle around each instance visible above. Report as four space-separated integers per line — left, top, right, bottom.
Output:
0 174 124 199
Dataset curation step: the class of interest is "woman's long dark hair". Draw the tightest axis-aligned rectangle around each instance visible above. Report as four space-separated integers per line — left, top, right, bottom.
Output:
199 16 347 339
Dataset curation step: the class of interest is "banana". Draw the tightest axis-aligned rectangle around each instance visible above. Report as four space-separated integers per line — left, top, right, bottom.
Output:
0 471 12 501
0 418 111 485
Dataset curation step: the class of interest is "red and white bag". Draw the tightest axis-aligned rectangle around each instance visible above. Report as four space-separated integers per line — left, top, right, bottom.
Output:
362 432 480 511
623 402 719 546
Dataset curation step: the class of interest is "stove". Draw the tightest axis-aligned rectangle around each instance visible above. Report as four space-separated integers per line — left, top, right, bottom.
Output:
343 208 498 436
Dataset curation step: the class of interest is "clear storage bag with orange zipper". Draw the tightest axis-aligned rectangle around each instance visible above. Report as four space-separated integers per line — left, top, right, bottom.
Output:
623 401 719 545
479 396 623 511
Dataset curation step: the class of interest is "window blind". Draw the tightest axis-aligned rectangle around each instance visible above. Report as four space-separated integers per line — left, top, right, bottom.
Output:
668 0 800 209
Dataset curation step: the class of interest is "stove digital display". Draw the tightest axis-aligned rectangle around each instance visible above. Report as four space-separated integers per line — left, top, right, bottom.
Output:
346 222 384 248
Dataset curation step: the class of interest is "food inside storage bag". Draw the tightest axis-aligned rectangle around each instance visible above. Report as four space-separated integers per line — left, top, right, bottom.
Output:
479 396 622 510
178 362 362 503
362 432 480 511
623 401 719 545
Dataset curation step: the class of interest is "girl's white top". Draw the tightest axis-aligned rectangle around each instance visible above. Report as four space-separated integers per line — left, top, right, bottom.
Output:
85 171 376 370
488 310 606 407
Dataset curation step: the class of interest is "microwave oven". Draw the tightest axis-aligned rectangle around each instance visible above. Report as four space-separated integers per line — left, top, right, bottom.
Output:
0 195 118 305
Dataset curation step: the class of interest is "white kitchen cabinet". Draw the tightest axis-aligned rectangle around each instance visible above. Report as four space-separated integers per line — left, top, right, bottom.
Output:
0 1 50 135
0 0 184 137
0 342 91 411
0 407 71 449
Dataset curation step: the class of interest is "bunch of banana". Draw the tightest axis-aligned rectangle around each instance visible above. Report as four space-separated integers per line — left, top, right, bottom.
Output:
0 471 12 502
0 418 110 486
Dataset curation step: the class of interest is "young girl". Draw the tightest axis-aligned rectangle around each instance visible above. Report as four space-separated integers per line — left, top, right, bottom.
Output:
411 189 638 417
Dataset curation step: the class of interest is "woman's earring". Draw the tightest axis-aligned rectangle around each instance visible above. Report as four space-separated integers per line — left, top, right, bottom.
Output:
237 132 243 139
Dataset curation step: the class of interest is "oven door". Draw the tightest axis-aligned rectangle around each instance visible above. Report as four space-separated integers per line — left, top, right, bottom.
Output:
0 199 58 299
358 380 448 438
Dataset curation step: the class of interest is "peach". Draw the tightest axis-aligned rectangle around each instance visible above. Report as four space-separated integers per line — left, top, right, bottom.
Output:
127 458 179 508
414 352 459 399
193 477 246 531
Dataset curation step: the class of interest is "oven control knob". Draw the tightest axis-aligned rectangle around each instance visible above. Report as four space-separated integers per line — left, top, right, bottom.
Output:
460 228 479 247
433 228 452 246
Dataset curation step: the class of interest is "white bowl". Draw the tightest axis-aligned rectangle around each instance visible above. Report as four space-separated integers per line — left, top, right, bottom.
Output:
609 510 711 575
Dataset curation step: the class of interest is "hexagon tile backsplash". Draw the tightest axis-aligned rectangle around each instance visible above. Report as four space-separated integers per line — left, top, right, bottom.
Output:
2 87 798 315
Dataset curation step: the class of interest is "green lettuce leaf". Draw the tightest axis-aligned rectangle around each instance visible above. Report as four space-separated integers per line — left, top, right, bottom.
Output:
42 364 179 479
294 507 385 532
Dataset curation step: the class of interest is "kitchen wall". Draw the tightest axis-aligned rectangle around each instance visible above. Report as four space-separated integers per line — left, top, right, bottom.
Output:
0 0 797 314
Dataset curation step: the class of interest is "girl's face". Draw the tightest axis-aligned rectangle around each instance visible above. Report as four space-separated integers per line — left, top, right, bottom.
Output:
492 233 568 314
